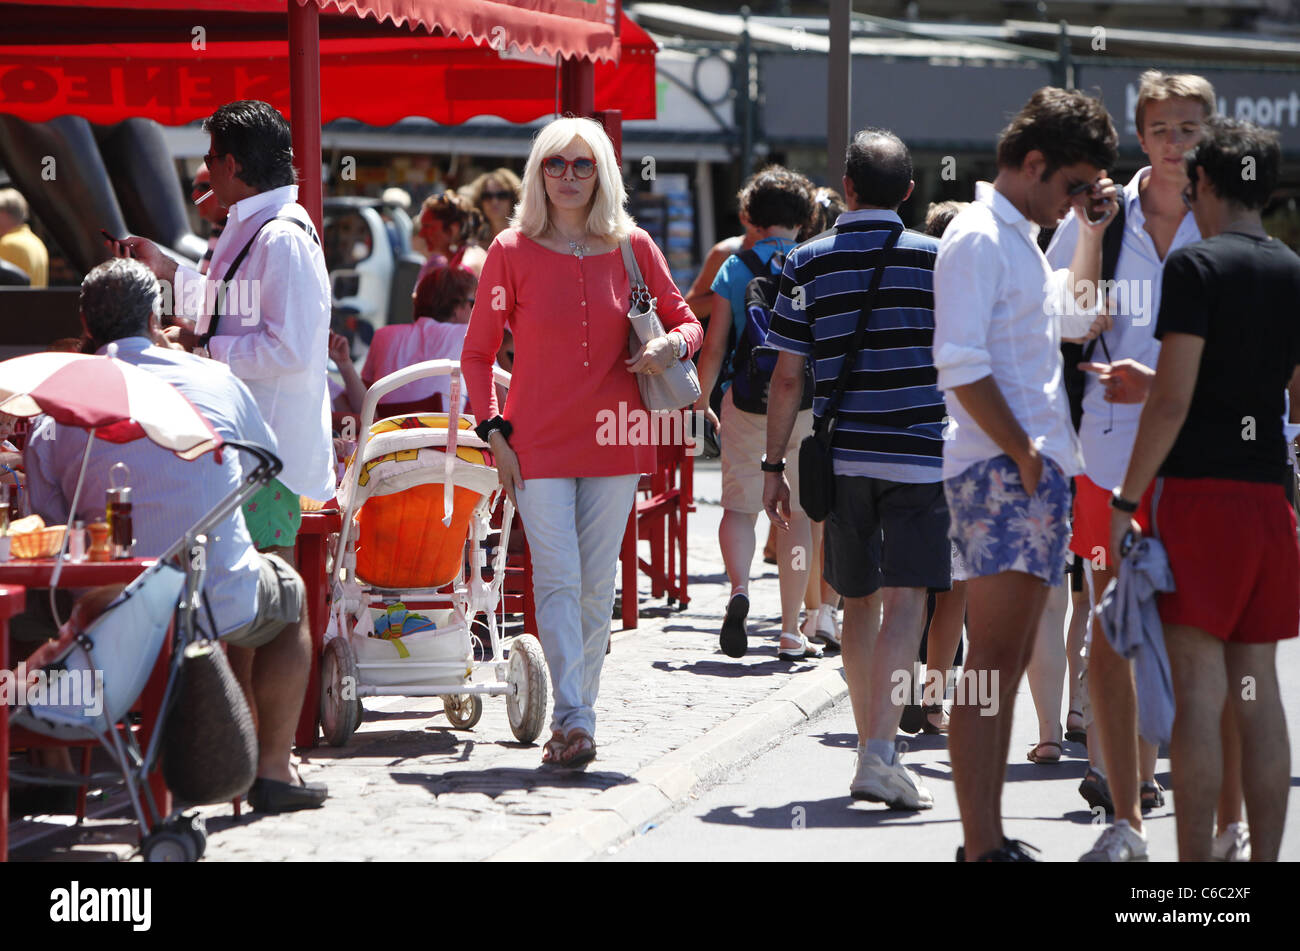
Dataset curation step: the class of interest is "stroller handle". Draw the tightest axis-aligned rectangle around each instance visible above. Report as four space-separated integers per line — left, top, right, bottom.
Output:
222 439 283 484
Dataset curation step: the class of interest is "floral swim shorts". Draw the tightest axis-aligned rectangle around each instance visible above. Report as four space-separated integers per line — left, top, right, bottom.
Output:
944 454 1072 585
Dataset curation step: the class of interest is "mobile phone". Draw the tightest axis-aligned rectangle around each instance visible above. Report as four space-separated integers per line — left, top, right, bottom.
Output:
100 228 125 243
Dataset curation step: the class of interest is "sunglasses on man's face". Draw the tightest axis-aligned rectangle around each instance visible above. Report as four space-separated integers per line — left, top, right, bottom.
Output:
542 155 597 179
482 190 513 202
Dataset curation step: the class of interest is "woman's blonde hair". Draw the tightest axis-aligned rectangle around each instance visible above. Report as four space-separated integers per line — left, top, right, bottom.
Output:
511 117 635 243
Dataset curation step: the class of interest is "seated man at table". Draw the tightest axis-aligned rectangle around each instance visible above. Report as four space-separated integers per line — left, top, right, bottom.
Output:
21 258 327 813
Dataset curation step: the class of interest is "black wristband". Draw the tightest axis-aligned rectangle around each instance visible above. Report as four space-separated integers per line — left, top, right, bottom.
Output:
1110 489 1139 514
475 416 513 444
760 456 785 473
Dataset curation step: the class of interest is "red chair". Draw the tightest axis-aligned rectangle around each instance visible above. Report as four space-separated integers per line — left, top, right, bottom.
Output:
618 441 693 629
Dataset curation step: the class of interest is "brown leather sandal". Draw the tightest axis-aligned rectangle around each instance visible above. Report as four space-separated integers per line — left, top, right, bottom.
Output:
559 728 597 769
1027 740 1063 764
541 730 568 766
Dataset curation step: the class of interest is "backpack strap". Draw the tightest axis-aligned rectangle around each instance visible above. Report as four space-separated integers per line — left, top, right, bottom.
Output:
736 248 766 279
201 214 319 346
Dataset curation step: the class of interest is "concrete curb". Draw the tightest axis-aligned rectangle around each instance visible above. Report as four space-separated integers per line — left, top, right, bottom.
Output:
487 659 849 861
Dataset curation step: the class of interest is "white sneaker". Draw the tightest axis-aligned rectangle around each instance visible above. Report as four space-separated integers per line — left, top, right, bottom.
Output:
1079 820 1148 862
850 750 934 810
1212 822 1251 862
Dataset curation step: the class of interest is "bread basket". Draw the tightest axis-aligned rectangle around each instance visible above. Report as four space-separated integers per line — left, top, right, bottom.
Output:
10 525 67 559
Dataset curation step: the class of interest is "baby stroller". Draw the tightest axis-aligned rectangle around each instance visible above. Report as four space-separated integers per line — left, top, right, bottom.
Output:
8 440 281 862
322 360 547 747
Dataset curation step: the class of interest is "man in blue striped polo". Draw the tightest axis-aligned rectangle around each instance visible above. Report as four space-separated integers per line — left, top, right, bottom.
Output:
762 129 950 810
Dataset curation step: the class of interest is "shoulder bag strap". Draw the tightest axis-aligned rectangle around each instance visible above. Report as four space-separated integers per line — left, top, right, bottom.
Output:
620 238 654 313
201 214 318 346
814 226 901 435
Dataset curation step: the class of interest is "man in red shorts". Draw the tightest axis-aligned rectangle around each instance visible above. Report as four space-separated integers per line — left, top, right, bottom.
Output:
1108 116 1299 861
1046 70 1216 861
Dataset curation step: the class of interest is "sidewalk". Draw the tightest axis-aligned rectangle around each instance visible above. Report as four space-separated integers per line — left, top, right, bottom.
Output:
10 459 848 861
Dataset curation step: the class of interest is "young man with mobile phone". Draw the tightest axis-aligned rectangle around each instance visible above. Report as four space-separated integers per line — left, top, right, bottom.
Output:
932 87 1118 861
1046 71 1224 862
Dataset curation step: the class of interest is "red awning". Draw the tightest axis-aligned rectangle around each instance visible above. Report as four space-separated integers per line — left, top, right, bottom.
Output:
0 14 657 125
4 0 625 63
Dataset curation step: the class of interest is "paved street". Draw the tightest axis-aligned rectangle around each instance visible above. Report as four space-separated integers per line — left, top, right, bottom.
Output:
11 458 842 861
611 644 1300 863
12 455 1300 862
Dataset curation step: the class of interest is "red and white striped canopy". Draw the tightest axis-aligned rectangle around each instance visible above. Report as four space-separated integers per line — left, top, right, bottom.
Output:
0 351 222 460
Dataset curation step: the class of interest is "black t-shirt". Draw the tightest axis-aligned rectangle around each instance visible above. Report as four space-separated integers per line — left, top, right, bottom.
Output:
1155 232 1300 486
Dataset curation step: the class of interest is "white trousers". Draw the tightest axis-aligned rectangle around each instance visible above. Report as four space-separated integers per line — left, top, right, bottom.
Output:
514 474 639 738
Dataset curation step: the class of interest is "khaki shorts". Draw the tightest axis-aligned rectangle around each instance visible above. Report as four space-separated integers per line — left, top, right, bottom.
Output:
221 551 304 649
719 389 814 515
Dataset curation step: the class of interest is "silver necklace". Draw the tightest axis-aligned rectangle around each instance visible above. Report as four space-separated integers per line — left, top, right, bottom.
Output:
554 228 589 258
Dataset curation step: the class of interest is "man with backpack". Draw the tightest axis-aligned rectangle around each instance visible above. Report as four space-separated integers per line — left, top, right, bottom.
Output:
761 130 951 809
694 166 822 661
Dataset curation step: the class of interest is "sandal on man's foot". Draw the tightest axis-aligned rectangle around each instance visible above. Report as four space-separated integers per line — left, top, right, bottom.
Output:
541 729 568 767
778 632 823 661
559 728 597 769
1065 709 1087 745
1027 740 1063 764
1079 767 1114 814
1140 780 1165 812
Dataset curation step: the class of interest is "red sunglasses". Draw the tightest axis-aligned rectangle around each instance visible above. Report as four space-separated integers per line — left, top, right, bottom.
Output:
542 155 597 179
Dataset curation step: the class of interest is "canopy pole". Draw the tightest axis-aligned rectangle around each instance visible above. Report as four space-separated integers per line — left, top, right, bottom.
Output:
288 0 323 234
828 0 852 189
559 57 596 117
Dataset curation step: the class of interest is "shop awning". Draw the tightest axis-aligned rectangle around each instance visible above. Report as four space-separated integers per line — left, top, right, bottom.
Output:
3 0 625 63
0 3 656 125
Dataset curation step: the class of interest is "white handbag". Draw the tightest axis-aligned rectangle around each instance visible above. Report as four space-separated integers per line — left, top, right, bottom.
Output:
620 239 701 412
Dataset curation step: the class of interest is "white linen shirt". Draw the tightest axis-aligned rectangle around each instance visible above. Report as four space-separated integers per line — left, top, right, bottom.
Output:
1045 167 1201 490
933 181 1089 481
175 184 334 501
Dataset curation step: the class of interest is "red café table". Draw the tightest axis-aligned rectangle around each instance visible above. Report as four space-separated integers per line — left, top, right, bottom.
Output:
295 509 341 749
0 558 163 863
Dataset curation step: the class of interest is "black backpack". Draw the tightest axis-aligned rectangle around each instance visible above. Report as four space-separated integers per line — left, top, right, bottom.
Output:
728 248 814 415
1061 201 1126 431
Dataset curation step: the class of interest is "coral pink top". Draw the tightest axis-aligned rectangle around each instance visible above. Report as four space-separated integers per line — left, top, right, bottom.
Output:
462 227 702 479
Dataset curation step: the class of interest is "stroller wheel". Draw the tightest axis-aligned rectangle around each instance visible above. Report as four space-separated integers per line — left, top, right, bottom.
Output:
443 694 483 730
321 637 361 747
506 634 548 744
142 827 198 863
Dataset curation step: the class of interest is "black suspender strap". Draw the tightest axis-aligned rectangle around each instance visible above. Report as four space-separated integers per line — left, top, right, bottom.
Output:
200 214 320 346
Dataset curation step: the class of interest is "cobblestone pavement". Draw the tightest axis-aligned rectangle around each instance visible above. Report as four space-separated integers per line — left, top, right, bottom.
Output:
14 459 842 861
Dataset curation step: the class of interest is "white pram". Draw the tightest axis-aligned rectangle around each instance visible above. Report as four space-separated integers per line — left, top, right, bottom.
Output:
321 360 547 746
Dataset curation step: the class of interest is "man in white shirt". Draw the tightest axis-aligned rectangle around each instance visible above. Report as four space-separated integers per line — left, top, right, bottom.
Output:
1046 71 1221 863
115 100 335 508
933 87 1118 861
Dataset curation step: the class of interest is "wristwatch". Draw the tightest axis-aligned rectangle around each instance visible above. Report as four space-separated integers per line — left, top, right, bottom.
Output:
1109 488 1139 513
669 332 688 360
760 455 785 473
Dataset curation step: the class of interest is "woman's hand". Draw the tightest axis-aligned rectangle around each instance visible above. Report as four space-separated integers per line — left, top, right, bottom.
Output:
328 331 351 365
489 430 524 507
626 335 677 376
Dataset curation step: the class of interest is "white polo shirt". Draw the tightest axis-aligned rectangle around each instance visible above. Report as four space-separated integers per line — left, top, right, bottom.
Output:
933 181 1093 481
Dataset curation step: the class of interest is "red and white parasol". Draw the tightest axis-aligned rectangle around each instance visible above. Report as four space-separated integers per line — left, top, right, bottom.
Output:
0 350 222 459
0 347 223 618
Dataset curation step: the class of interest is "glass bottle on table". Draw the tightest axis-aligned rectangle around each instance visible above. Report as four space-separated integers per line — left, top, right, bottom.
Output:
106 462 134 560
